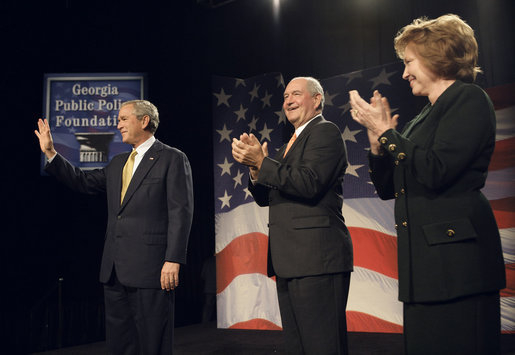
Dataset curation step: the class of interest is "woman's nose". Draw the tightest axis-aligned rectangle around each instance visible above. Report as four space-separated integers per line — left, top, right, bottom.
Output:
402 66 409 80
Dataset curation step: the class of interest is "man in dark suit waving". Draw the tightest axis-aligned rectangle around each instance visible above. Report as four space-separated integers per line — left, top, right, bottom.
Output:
232 77 353 354
35 100 194 355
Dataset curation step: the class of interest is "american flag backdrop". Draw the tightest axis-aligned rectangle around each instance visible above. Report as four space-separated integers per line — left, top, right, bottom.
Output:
212 64 515 333
484 83 515 334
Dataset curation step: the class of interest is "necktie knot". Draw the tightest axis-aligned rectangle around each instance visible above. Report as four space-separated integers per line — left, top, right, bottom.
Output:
121 150 138 204
283 133 297 157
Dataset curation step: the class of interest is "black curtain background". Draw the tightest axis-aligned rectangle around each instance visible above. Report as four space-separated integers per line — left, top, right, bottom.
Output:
1 0 513 353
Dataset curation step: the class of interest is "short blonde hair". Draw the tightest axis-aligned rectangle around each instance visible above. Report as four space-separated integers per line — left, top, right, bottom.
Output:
394 14 481 82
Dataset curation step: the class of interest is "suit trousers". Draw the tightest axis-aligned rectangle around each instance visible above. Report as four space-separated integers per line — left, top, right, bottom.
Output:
103 269 175 355
403 291 501 355
276 272 351 355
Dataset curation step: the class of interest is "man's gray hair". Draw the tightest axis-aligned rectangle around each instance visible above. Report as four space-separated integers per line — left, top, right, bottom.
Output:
291 76 325 111
121 100 160 134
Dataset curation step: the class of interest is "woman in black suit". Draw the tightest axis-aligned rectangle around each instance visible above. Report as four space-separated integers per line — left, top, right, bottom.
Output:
349 14 506 354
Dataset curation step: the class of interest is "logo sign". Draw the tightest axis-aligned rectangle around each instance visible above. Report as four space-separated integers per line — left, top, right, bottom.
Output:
41 73 146 173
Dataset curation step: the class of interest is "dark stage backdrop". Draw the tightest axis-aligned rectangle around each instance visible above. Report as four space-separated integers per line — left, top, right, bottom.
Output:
1 0 513 353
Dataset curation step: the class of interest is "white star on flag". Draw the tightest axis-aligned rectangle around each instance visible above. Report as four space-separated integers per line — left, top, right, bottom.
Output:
259 123 273 142
218 190 232 209
345 163 364 178
341 126 362 143
369 68 396 89
234 104 248 122
275 110 286 125
213 88 232 107
342 70 363 85
249 84 260 102
233 169 244 188
235 78 246 87
261 90 272 108
324 91 339 106
242 187 252 200
339 102 352 116
216 124 233 143
275 74 285 88
217 157 233 176
248 116 258 132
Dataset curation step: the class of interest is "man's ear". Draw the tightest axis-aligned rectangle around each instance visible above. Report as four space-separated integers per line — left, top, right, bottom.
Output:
314 93 322 110
141 115 150 130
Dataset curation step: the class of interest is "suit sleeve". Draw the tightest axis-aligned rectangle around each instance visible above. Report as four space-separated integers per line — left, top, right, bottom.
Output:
368 152 395 200
248 177 270 207
165 150 194 264
375 85 495 190
45 153 107 195
256 122 347 200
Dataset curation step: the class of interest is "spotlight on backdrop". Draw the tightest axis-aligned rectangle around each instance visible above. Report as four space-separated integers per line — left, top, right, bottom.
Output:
273 0 281 22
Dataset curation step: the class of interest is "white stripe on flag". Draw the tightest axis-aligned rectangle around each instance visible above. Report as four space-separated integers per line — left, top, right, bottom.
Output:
501 297 515 332
343 198 396 236
500 228 515 264
483 167 515 200
347 266 403 327
495 106 515 141
215 202 268 253
217 273 282 329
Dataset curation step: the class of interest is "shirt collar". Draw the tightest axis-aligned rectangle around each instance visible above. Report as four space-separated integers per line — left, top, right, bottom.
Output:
134 135 156 157
295 113 322 137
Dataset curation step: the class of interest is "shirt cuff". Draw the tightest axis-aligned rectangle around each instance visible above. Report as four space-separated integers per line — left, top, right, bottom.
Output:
47 152 57 163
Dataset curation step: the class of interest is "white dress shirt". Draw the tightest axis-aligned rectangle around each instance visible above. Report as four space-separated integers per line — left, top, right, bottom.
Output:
130 135 156 177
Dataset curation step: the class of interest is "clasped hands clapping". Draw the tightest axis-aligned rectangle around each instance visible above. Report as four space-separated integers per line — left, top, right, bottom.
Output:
349 90 399 154
231 133 268 179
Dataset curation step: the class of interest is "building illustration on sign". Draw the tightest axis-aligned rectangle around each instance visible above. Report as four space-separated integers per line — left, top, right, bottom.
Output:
75 132 115 164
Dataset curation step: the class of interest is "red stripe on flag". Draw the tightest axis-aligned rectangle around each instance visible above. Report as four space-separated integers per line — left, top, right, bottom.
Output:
490 197 515 212
229 318 282 330
347 311 403 333
493 209 515 229
500 263 515 298
490 197 515 228
485 83 515 110
349 227 398 279
216 232 269 293
489 137 515 171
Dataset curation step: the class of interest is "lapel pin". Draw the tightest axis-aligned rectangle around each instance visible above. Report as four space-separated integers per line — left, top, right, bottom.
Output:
149 157 154 160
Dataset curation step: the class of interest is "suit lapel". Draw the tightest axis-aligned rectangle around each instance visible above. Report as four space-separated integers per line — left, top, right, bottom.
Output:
119 140 162 209
115 152 130 204
277 144 288 160
281 115 324 161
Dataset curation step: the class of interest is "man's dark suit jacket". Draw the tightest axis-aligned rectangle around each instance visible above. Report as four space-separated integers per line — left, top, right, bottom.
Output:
249 115 353 278
369 80 506 303
45 139 194 289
